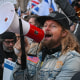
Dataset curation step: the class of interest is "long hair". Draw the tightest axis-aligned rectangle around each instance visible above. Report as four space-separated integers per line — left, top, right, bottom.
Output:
29 30 80 55
61 30 80 54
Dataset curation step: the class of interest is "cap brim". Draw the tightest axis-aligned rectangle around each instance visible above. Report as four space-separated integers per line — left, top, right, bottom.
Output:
37 14 70 30
37 16 54 26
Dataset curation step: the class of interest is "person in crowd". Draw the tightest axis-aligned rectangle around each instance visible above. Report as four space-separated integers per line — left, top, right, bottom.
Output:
71 0 80 75
21 14 39 44
70 2 80 79
71 0 80 44
49 8 54 13
0 32 17 80
24 14 41 44
26 14 42 53
27 14 39 27
13 11 80 80
71 0 80 12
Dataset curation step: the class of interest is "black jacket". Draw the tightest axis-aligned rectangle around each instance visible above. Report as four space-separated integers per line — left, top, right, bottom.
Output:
0 42 17 80
71 72 80 80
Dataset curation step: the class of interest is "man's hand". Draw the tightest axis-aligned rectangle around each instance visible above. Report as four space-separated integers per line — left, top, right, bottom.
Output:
14 37 30 57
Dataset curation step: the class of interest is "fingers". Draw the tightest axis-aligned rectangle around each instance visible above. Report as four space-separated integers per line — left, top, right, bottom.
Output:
14 48 20 55
2 63 4 68
8 58 13 61
14 39 21 50
14 37 30 56
24 37 29 47
24 37 30 53
14 37 29 49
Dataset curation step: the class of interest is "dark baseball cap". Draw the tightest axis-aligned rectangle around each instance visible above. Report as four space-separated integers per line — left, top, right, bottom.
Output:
37 11 70 30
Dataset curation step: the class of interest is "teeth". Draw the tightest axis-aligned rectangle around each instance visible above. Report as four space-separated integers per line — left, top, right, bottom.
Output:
44 31 52 37
44 31 46 35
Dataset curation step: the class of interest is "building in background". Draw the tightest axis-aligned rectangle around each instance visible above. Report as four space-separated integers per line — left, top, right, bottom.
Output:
15 0 29 12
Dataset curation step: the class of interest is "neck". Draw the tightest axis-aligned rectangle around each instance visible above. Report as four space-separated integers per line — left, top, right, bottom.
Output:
42 45 62 61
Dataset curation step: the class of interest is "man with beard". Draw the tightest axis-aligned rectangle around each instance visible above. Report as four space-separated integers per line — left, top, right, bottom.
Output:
13 12 80 80
0 32 17 80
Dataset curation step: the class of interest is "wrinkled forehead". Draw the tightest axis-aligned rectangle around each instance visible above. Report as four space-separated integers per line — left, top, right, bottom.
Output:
43 20 62 26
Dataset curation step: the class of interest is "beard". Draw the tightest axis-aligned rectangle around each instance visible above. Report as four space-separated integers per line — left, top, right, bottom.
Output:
41 38 61 49
3 44 14 53
41 39 54 48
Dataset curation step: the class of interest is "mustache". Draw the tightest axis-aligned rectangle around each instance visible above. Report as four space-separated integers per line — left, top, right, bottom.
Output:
44 31 50 35
8 46 13 48
44 31 52 36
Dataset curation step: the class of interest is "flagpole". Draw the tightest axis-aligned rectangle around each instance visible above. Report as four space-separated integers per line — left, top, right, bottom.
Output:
50 0 52 8
29 0 32 15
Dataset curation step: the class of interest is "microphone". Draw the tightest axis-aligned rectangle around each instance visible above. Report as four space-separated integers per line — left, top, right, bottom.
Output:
0 2 44 43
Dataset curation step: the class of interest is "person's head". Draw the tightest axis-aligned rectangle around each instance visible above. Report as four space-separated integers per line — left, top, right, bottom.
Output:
37 11 80 54
0 32 16 52
27 15 39 27
71 0 80 9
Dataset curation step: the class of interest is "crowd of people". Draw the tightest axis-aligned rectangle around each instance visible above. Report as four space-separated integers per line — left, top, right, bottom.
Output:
0 0 80 80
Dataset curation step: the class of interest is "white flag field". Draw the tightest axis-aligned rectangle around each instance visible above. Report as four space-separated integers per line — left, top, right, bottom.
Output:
27 0 58 16
27 0 74 16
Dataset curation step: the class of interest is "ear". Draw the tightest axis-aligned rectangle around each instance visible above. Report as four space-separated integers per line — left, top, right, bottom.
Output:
61 30 67 37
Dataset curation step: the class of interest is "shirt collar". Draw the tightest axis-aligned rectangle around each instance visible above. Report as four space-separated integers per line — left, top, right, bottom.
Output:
47 51 61 58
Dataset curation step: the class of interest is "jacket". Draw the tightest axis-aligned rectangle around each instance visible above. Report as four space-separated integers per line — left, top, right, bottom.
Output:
0 42 17 80
13 50 80 80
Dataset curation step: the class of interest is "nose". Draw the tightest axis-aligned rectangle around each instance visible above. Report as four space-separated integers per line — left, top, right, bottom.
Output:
44 25 50 31
9 42 14 46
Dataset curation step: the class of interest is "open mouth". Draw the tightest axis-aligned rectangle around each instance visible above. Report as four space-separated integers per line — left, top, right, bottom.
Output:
45 33 52 40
